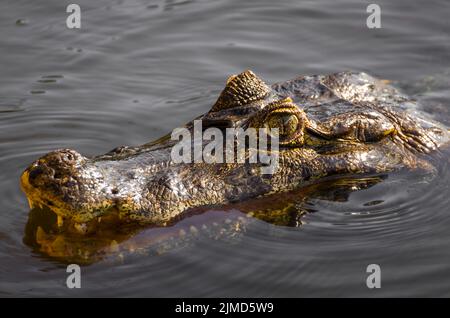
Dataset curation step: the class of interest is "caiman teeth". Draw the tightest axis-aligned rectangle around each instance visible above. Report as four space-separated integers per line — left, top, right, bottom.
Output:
110 240 119 252
74 223 88 234
189 225 198 235
27 198 34 209
36 226 49 244
57 215 64 228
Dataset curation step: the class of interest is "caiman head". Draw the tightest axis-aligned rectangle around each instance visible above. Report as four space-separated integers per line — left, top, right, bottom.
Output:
21 70 450 236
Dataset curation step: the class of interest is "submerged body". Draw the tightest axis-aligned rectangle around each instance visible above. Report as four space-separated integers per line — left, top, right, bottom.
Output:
21 70 450 236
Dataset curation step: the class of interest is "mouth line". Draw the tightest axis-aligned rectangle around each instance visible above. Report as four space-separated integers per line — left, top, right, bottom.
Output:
21 177 119 236
21 169 118 230
44 204 126 235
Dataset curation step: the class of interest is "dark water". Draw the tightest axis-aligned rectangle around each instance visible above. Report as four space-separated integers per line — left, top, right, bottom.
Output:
1 0 450 297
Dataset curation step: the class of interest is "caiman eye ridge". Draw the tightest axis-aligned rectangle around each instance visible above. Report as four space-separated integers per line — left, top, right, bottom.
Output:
20 70 450 238
211 70 272 112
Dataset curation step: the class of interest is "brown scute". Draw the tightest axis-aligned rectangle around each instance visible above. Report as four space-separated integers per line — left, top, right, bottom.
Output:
210 70 271 112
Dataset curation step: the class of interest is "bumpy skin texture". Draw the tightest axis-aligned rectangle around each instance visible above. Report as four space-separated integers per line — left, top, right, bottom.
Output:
20 70 450 233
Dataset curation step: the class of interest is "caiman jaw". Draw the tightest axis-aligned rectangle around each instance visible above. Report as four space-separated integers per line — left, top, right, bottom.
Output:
21 169 111 235
21 170 124 236
20 149 118 234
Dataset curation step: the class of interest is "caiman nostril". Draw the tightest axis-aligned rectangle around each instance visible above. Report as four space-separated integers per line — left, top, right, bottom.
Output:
28 166 45 183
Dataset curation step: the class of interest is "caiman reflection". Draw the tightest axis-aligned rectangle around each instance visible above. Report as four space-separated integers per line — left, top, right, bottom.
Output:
23 175 387 263
20 70 450 262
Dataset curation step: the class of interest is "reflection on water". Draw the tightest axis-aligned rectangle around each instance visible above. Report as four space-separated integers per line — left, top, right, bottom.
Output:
24 206 249 265
21 175 385 264
1 0 450 297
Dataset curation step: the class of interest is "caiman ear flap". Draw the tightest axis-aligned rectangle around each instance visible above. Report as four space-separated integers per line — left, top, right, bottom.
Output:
210 70 271 112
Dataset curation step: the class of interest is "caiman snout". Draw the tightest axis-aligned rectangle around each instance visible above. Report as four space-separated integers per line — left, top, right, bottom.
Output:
25 149 86 187
21 147 170 234
21 149 120 233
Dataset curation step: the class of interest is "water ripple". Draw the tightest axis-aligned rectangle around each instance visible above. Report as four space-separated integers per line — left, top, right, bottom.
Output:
1 0 450 297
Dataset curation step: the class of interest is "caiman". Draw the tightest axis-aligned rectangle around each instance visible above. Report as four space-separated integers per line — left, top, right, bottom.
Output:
21 70 450 241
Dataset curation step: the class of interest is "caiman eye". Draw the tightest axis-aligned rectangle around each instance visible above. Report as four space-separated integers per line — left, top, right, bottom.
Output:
266 113 300 138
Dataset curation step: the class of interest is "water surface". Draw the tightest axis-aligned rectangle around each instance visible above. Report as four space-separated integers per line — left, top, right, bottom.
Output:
1 0 450 297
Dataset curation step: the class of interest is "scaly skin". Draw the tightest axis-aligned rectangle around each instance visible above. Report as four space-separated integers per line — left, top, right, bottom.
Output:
23 175 386 263
20 70 450 235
